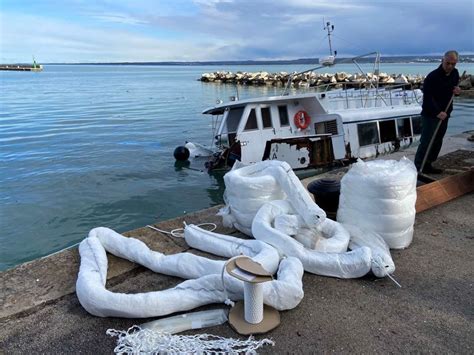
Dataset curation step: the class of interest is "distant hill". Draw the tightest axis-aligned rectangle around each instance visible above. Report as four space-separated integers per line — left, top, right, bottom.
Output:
51 55 474 66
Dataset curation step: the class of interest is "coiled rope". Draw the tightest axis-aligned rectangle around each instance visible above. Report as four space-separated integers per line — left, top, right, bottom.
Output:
243 282 264 324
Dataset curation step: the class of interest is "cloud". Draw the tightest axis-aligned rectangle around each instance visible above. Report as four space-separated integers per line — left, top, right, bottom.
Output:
0 12 222 62
1 0 473 62
89 13 149 25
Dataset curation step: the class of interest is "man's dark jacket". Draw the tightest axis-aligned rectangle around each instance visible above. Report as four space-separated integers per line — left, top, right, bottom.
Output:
421 65 459 118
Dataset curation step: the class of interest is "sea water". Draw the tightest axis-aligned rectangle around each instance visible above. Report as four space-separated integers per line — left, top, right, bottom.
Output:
1 63 473 270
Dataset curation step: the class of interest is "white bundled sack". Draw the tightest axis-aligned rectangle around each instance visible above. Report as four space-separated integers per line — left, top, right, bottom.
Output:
219 160 326 236
344 223 395 277
337 157 417 249
252 200 371 278
76 226 305 318
273 213 348 253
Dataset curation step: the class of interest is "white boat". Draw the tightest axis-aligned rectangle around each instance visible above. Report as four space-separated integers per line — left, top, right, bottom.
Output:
174 27 423 172
318 21 336 67
319 55 336 67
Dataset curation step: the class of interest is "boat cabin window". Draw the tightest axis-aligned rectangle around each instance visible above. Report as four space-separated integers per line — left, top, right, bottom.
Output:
357 122 380 146
226 107 244 133
411 115 421 135
379 120 397 143
261 107 273 129
278 105 289 126
244 108 258 131
397 118 412 137
315 120 338 135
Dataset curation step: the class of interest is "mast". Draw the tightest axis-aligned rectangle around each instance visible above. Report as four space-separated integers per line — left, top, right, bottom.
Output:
324 21 335 57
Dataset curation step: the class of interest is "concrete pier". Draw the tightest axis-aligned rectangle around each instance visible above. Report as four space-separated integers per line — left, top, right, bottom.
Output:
0 64 43 72
0 132 472 353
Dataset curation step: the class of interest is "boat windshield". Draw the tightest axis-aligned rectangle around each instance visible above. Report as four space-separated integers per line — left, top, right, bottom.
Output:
224 107 244 133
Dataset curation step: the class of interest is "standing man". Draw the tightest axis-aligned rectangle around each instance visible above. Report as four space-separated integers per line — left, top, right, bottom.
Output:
414 50 461 173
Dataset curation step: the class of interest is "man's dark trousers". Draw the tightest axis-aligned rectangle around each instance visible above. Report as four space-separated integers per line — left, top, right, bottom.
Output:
414 114 448 170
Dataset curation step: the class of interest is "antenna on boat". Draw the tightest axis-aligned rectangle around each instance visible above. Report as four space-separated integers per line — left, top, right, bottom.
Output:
282 21 337 95
319 20 336 66
324 21 334 57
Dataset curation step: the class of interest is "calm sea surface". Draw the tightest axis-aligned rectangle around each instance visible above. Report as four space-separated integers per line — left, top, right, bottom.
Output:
1 63 473 270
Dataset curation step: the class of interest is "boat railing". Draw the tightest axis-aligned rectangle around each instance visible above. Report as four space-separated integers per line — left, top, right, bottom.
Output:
282 51 381 96
282 64 327 96
313 82 422 109
282 51 422 108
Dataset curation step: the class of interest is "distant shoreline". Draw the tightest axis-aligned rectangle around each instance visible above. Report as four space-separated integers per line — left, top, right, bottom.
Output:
35 55 474 66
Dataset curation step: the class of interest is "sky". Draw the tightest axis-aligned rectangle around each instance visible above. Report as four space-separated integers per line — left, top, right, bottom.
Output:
0 0 473 63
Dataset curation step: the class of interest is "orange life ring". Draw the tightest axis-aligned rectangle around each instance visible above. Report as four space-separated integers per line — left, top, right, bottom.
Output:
294 110 311 130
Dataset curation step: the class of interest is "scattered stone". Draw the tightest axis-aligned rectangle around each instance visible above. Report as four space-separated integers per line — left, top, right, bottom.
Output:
395 74 408 84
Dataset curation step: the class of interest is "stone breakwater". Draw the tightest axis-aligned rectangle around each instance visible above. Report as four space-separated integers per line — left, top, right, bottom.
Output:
199 70 425 88
199 71 474 91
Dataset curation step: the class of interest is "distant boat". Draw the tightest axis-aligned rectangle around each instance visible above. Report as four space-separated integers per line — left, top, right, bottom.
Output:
318 21 337 67
318 55 336 67
0 58 43 72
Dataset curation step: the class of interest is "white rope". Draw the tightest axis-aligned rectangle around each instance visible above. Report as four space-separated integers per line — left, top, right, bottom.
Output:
244 283 264 324
385 272 402 288
106 326 275 354
221 256 241 308
372 258 402 288
147 222 217 239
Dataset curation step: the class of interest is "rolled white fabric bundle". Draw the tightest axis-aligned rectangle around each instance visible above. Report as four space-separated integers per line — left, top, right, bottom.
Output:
219 161 285 235
337 157 417 249
219 160 326 235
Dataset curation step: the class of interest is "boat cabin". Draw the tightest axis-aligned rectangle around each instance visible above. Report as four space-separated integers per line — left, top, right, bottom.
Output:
202 88 422 170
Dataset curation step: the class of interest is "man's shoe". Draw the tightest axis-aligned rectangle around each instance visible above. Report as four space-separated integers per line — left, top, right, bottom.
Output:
422 165 443 174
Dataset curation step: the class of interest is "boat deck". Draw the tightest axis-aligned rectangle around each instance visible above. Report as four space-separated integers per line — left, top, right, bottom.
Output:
0 133 472 353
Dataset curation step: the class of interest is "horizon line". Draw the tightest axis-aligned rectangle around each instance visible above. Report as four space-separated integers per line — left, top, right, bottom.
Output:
3 54 474 66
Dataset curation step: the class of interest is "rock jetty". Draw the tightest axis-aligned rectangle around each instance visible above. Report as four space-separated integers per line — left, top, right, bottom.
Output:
459 71 474 89
199 70 425 88
459 71 474 97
